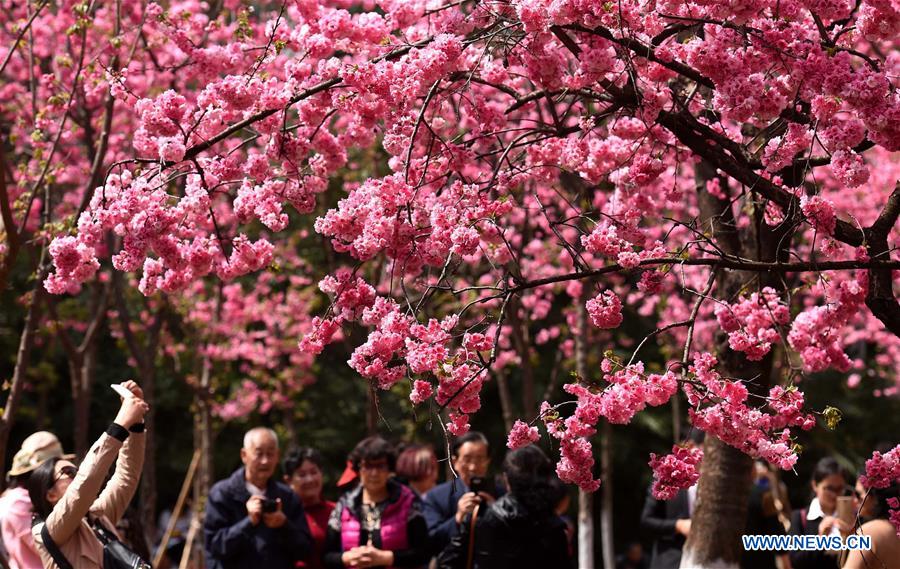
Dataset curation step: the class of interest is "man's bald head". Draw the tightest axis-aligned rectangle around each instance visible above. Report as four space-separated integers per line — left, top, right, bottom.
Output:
241 427 280 487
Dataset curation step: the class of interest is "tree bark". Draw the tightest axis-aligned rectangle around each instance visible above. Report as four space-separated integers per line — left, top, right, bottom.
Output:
681 164 790 568
139 364 158 541
574 286 595 569
0 284 43 478
507 300 536 415
69 345 98 458
600 421 614 569
112 271 164 539
494 368 515 432
48 279 109 458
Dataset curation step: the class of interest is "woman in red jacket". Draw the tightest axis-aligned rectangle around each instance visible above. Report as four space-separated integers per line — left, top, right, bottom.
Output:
284 447 336 569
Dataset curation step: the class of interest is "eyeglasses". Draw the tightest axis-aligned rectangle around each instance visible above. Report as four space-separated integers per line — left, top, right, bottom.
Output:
821 484 855 497
54 465 77 484
456 455 488 466
359 461 389 472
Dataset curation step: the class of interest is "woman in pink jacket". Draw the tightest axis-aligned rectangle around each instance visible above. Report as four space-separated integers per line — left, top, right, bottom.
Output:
27 381 149 569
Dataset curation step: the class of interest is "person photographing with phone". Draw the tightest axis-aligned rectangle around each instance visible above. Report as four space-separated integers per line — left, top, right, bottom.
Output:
27 381 149 569
204 427 311 569
423 432 497 556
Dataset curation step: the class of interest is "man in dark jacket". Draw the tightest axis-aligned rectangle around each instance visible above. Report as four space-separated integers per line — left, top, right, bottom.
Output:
436 445 572 569
423 432 495 554
640 486 692 569
204 427 312 569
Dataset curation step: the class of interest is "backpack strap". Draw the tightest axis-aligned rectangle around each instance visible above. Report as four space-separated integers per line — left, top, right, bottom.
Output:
799 508 808 533
39 523 74 569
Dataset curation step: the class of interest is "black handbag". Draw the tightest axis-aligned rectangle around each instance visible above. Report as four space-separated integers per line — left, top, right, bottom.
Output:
39 518 151 569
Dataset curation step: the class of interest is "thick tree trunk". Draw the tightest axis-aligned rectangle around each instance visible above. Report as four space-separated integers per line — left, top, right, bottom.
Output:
681 438 754 568
682 163 790 568
0 285 42 478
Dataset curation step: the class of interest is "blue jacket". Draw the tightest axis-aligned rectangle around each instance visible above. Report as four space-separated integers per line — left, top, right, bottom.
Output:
204 467 312 569
422 479 469 554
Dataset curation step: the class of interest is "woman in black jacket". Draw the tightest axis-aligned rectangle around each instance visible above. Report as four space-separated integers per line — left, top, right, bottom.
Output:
437 445 572 569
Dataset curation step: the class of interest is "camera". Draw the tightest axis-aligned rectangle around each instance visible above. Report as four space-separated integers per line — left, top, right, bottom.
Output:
262 498 278 513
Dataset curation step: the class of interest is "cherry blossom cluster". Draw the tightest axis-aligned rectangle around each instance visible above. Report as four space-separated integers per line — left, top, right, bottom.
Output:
685 354 815 470
859 445 900 537
714 287 790 361
507 420 541 449
649 444 704 500
788 274 868 372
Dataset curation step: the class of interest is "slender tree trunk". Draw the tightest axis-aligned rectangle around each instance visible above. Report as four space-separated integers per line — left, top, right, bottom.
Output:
574 288 595 569
283 407 298 449
139 364 158 541
69 337 99 458
494 368 515 432
507 303 536 414
192 286 220 568
70 356 88 458
111 271 164 539
0 284 43 477
192 348 213 569
671 395 681 443
366 384 378 435
600 421 614 569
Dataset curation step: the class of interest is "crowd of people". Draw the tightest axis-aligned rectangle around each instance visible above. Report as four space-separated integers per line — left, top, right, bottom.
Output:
0 387 572 569
639 434 900 569
200 428 573 569
0 386 897 569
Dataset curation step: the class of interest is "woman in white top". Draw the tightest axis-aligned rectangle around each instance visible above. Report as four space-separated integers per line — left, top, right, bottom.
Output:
789 457 853 569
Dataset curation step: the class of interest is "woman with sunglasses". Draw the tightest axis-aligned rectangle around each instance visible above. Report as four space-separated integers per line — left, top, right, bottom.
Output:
843 482 900 569
788 457 853 569
323 436 429 568
27 381 149 569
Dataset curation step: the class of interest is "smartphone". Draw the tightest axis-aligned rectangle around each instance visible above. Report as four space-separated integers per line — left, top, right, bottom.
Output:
111 383 133 399
837 495 854 530
469 476 488 496
262 498 278 513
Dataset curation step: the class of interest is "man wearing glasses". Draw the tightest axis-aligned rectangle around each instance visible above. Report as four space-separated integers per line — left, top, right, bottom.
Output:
423 432 496 555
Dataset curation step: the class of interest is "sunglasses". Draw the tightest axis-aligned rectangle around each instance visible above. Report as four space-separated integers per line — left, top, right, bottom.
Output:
54 465 77 484
359 461 389 472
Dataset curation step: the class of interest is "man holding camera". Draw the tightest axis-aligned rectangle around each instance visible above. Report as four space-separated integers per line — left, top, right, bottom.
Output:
204 427 311 569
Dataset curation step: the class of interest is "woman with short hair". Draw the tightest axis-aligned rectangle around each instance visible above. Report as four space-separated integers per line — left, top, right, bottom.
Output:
323 437 429 568
395 445 438 498
284 447 335 569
